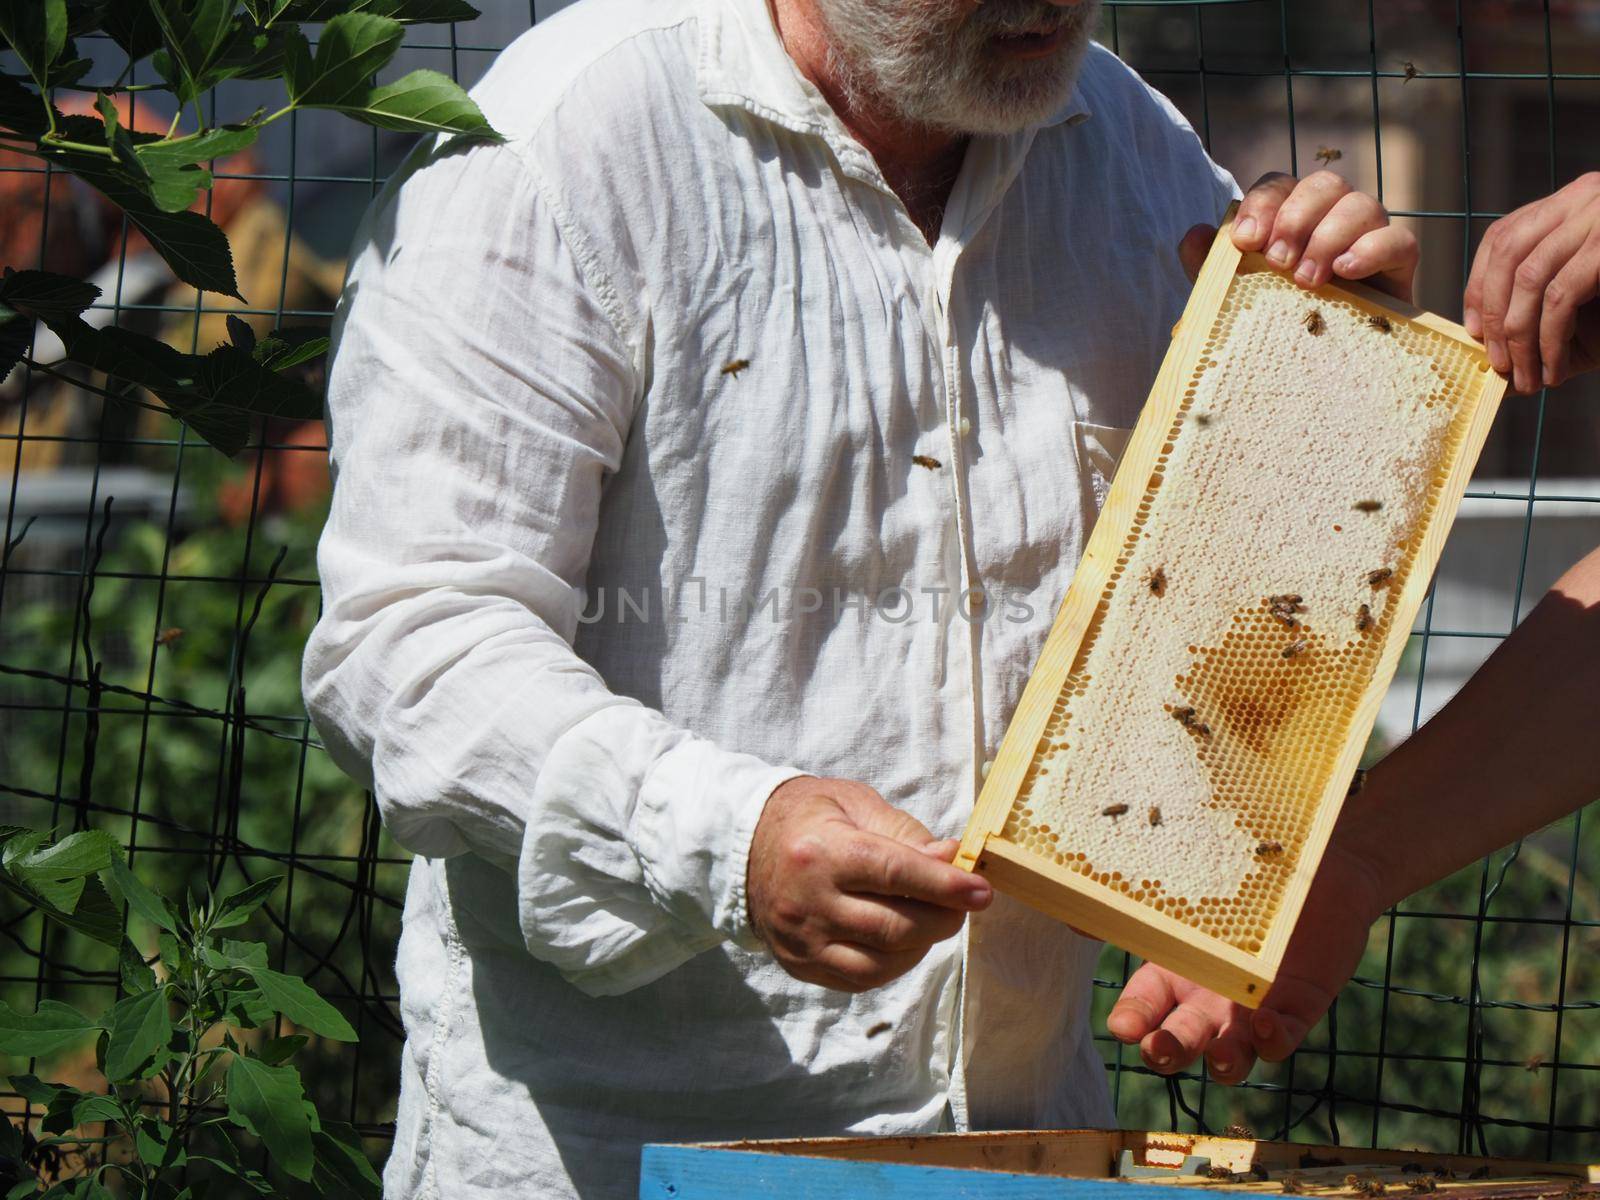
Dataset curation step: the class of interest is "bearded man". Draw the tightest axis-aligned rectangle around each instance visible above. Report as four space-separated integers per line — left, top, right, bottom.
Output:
302 0 1430 1195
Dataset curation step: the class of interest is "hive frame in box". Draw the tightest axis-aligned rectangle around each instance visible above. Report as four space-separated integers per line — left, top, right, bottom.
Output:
641 1130 1600 1198
953 213 1508 1007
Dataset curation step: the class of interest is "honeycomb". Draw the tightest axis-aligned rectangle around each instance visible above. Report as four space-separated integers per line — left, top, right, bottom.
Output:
1002 269 1487 953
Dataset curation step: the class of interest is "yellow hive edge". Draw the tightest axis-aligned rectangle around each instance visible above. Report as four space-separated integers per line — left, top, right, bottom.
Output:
955 208 1508 1008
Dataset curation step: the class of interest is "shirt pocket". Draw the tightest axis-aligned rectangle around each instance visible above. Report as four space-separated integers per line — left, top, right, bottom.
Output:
1071 419 1134 515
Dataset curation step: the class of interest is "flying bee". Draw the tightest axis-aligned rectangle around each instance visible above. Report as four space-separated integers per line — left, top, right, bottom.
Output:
1315 146 1343 165
1148 565 1168 597
865 1021 892 1039
720 358 751 377
1303 309 1326 336
1282 639 1308 659
912 454 942 470
1356 603 1375 632
1402 59 1419 82
1525 1052 1546 1072
1257 841 1284 857
1101 803 1129 818
1348 768 1368 797
1367 567 1394 587
1353 499 1384 513
154 627 185 647
1148 806 1162 827
1195 412 1213 427
1368 314 1393 333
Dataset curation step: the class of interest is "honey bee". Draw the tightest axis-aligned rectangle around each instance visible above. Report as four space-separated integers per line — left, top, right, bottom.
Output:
1268 593 1304 607
1315 146 1343 165
1223 1124 1254 1139
154 627 185 647
1282 639 1308 659
1250 1163 1272 1183
1148 565 1168 597
1525 1052 1546 1072
1195 412 1213 427
1282 1174 1307 1195
1257 841 1284 857
1101 803 1129 818
1348 1174 1388 1197
1148 806 1162 827
1172 705 1198 727
1402 59 1419 83
912 454 942 470
1268 593 1306 628
1405 1178 1438 1195
1194 722 1213 741
720 358 751 377
1207 1166 1237 1182
1356 603 1375 632
1368 314 1393 333
1367 567 1394 587
865 1021 893 1039
1303 309 1326 336
1353 499 1384 513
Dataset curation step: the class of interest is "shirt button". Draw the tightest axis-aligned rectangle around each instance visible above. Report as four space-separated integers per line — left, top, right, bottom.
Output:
980 759 993 779
958 417 972 437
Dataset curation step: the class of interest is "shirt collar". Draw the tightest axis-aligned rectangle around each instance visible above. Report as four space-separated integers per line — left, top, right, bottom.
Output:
696 0 1093 157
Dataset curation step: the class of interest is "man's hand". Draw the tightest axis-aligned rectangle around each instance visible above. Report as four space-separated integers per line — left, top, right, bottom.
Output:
1463 172 1600 393
747 776 991 992
1177 171 1420 303
1106 834 1388 1082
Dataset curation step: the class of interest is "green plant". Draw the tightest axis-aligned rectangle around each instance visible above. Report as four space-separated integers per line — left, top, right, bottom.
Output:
0 826 378 1198
0 0 499 454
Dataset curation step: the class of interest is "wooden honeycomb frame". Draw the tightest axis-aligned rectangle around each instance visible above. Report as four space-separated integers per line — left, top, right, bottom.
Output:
955 215 1508 1006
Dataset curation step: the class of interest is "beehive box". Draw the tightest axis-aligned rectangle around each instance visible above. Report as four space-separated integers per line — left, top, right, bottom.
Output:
641 1130 1599 1199
955 217 1507 1005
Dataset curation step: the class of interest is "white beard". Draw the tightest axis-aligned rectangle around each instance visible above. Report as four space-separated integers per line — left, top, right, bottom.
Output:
813 0 1101 135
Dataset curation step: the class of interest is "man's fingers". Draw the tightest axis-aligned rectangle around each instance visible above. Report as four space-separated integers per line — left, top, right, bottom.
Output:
1204 1010 1257 1086
836 832 992 910
1260 171 1351 273
1538 235 1600 388
1108 962 1179 1044
1179 224 1215 282
1140 997 1225 1074
1297 190 1387 290
813 941 928 992
917 837 961 861
1233 172 1296 251
828 894 965 952
1330 224 1419 302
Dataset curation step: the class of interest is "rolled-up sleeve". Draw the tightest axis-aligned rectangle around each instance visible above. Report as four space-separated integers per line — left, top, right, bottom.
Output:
302 136 804 995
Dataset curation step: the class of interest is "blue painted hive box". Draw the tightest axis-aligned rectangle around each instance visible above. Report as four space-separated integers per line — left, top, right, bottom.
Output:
641 1129 1599 1200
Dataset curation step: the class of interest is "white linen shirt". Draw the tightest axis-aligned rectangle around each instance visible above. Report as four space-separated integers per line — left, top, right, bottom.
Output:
302 0 1237 1194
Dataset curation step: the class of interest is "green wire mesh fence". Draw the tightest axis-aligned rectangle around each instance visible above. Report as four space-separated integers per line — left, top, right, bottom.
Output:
1 0 1596 1182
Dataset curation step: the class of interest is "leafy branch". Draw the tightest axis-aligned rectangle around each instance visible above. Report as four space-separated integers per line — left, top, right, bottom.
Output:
0 826 378 1199
0 0 498 454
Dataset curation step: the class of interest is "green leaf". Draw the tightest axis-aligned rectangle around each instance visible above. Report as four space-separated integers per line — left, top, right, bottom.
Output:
133 123 260 213
105 853 179 933
282 0 478 22
283 13 403 107
8 1074 65 1105
308 67 497 137
157 930 182 973
313 1120 382 1199
69 1094 123 1127
0 0 68 91
2 829 119 919
0 268 101 326
0 69 50 138
5 1180 39 1200
0 998 101 1057
209 875 282 929
101 3 164 64
226 1056 313 1181
226 313 256 352
149 0 240 102
221 986 275 1029
247 968 357 1042
254 1033 307 1066
102 989 172 1081
200 937 269 971
119 937 157 993
254 330 328 372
